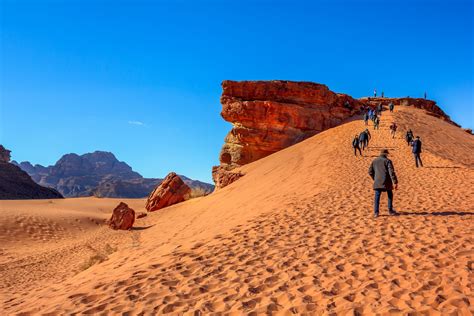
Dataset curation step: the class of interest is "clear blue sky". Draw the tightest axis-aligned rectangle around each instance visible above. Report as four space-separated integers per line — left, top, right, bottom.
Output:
1 0 472 183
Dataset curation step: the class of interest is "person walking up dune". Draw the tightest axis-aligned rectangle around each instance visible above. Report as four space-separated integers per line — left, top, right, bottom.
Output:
389 102 394 112
405 129 413 145
390 122 397 138
368 149 398 218
374 116 380 130
352 135 362 156
411 136 423 167
363 112 369 126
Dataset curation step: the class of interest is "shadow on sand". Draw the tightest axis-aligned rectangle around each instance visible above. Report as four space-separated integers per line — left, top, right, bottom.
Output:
131 225 155 231
425 166 461 169
397 211 474 217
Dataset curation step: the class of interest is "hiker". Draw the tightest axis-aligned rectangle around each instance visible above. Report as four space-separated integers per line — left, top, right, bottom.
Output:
389 102 394 112
368 149 398 218
411 136 423 167
359 132 367 150
377 103 383 115
390 122 397 138
344 101 351 109
405 129 413 145
374 116 380 130
364 128 372 146
424 92 427 99
374 89 377 98
352 135 362 156
363 112 369 126
381 91 384 98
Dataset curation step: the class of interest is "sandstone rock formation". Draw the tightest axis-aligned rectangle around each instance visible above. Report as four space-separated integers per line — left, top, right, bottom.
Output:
213 80 362 188
13 151 214 198
0 146 63 200
108 202 135 230
146 172 191 212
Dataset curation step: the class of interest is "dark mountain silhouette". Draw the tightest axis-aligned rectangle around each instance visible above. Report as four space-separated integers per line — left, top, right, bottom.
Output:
12 151 213 198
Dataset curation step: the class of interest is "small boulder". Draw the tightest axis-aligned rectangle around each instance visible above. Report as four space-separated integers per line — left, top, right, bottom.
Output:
109 202 135 230
146 172 191 212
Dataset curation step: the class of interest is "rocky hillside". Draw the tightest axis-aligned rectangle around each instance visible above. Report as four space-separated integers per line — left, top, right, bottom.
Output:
13 151 213 198
0 145 63 200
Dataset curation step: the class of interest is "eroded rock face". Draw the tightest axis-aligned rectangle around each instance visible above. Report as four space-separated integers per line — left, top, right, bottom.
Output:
109 202 135 230
145 172 191 212
212 166 244 189
213 80 362 188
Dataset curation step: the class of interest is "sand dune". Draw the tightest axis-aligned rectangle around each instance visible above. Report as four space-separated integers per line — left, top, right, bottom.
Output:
1 106 473 314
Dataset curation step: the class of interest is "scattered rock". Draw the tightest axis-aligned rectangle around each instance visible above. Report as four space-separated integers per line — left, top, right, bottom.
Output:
463 128 473 135
108 202 135 230
146 172 191 212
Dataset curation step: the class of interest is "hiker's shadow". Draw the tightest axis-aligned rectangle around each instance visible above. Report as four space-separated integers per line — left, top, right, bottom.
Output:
397 211 474 217
131 225 155 230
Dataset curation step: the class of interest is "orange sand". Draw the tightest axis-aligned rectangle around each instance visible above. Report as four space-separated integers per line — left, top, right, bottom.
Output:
1 106 473 314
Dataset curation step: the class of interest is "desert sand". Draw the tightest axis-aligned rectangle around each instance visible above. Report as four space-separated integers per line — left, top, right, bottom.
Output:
1 106 473 315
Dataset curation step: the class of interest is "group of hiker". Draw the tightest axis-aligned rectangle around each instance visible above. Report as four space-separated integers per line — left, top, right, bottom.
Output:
351 101 425 218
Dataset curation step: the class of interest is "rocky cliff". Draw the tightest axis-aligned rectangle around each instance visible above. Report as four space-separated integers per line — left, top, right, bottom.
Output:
0 145 63 200
213 80 362 188
13 151 214 198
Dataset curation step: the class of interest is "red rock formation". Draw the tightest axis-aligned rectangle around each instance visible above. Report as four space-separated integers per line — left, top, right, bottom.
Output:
108 202 135 230
212 166 244 189
213 80 362 188
146 172 191 212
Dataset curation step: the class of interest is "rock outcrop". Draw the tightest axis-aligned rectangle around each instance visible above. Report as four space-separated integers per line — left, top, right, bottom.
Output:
13 151 214 198
146 172 191 212
0 145 11 163
213 80 362 188
0 146 63 200
108 202 135 230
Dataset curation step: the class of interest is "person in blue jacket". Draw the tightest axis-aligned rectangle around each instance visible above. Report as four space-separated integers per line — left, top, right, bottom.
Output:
411 136 423 167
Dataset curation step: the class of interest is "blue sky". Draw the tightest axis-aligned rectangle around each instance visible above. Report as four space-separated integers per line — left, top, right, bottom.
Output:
1 0 472 183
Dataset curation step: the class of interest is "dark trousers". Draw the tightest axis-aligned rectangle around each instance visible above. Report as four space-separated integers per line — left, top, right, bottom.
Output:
354 146 362 156
374 189 393 215
414 153 423 167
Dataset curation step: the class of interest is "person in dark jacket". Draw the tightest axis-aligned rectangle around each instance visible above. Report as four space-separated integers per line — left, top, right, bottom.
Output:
368 149 398 218
352 135 362 156
363 112 369 126
411 136 423 167
405 129 413 145
359 132 367 150
389 102 394 112
374 116 380 130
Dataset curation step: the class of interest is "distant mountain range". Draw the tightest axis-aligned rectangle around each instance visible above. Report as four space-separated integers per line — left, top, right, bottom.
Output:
12 151 214 198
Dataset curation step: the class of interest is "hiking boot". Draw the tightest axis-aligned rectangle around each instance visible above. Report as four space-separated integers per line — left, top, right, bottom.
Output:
373 213 379 218
389 210 398 216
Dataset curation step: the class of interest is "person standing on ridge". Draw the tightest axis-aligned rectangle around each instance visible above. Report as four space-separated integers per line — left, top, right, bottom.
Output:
369 149 398 218
411 136 423 167
381 91 384 98
389 102 394 112
352 135 362 156
424 92 427 99
374 88 377 98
